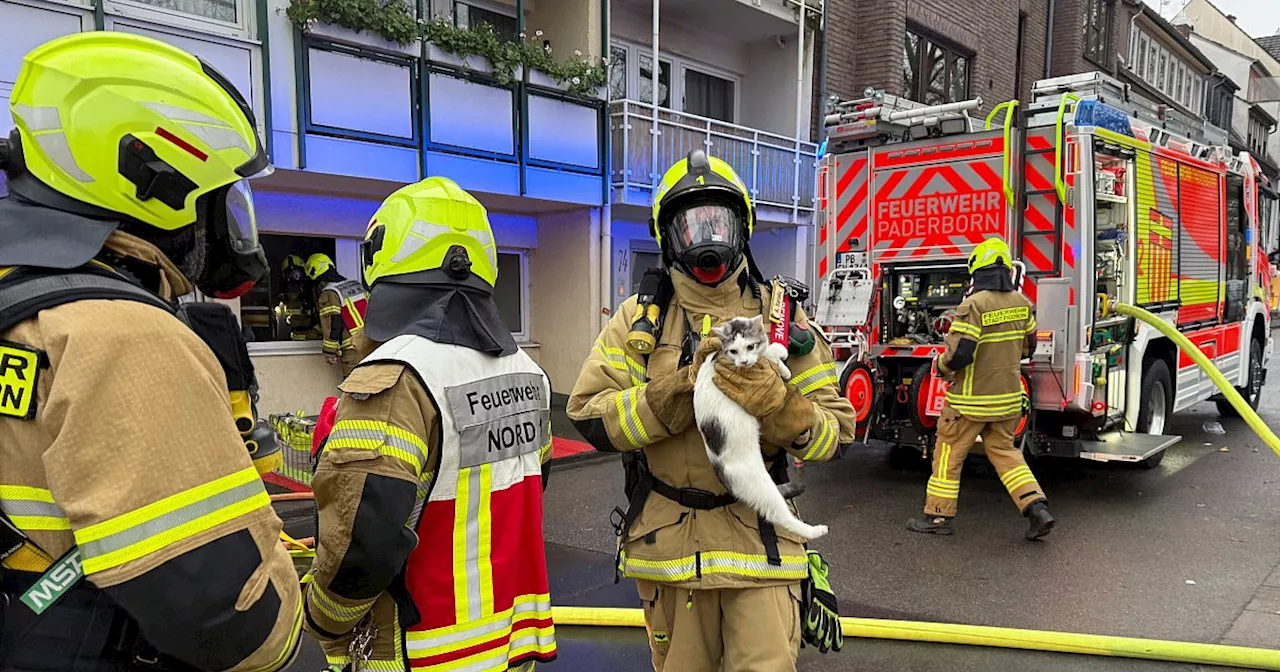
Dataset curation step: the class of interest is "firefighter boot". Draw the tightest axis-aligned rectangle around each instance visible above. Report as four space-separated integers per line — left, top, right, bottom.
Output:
1023 500 1054 540
906 513 954 535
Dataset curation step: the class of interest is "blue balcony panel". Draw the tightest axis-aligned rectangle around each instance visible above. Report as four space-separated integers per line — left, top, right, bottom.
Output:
427 72 516 157
305 134 419 183
527 94 601 170
525 167 603 206
425 150 520 197
309 47 414 140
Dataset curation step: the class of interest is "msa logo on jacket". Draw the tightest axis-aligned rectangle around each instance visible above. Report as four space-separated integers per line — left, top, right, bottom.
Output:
445 372 547 468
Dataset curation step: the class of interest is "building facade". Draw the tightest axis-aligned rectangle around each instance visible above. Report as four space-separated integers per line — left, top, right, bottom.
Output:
1175 0 1280 176
822 0 1049 116
1 0 820 413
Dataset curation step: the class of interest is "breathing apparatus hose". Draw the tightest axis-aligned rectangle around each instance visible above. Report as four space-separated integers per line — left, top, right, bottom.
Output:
550 301 1280 669
1098 295 1280 457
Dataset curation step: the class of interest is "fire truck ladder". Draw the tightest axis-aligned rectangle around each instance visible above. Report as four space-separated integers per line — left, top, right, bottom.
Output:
823 91 985 151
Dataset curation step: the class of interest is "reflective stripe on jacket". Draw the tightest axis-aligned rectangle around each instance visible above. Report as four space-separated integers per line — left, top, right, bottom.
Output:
940 289 1037 420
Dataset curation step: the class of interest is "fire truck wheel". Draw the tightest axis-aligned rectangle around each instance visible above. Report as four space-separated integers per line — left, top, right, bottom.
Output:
1136 358 1173 439
1217 340 1263 417
907 362 938 435
838 360 877 436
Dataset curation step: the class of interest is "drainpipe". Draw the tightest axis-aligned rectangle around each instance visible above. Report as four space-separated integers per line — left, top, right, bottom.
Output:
600 0 613 331
651 0 660 192
791 0 807 225
1044 0 1055 78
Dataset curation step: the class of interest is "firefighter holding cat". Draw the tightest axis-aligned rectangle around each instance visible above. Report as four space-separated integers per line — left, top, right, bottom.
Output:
569 150 856 670
906 237 1056 540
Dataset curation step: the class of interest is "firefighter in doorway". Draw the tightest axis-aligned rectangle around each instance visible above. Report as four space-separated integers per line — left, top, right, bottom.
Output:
279 254 319 341
907 237 1056 540
304 177 555 670
0 32 301 670
568 150 855 670
308 252 367 377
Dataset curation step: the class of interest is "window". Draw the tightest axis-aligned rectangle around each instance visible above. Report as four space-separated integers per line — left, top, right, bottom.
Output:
455 1 519 43
609 45 628 100
901 28 971 104
612 41 738 117
1083 0 1112 66
638 53 671 107
684 68 735 122
240 234 337 344
1157 49 1167 93
1136 33 1148 80
493 251 529 339
127 0 236 22
1249 114 1270 158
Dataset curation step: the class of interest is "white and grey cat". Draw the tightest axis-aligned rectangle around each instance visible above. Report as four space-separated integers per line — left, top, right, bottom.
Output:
693 315 828 541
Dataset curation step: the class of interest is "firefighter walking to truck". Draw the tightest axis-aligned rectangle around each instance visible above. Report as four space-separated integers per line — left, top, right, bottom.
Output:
309 252 367 377
304 177 556 670
907 238 1056 540
0 32 302 669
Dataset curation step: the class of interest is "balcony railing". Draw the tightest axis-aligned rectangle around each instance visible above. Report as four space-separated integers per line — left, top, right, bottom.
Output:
609 100 818 222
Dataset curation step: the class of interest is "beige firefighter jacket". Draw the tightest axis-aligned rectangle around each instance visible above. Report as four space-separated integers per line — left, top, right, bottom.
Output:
304 351 553 666
938 288 1038 422
0 231 302 671
318 287 350 354
567 266 857 591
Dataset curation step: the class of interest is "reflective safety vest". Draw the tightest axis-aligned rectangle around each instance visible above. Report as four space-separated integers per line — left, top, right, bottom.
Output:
364 335 556 671
323 280 368 334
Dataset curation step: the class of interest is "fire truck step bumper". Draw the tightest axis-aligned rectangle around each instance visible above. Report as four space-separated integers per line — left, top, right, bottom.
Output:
1050 432 1181 463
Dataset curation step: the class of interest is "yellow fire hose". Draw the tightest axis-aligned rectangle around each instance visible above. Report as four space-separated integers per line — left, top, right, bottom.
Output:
552 299 1280 669
551 607 1280 669
1101 297 1280 455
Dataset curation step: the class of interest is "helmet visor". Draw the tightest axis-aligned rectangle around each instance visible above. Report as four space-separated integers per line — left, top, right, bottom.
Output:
666 203 743 255
224 178 258 254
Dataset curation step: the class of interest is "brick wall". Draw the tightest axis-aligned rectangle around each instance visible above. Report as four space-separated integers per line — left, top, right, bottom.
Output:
1051 0 1138 78
822 0 1048 119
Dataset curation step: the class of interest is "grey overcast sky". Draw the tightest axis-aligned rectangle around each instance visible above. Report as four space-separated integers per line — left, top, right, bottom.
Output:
1151 0 1280 38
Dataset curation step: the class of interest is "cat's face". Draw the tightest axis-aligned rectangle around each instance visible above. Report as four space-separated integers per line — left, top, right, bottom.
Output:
713 316 768 368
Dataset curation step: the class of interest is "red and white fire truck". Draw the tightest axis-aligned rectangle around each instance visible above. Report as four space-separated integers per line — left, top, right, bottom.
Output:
813 72 1277 468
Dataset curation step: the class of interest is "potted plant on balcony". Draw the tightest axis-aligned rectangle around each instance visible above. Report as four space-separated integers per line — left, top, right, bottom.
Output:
285 0 421 57
517 32 607 100
421 17 523 84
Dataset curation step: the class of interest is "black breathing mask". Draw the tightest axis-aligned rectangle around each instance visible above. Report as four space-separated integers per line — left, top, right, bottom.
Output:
195 178 267 299
662 202 745 286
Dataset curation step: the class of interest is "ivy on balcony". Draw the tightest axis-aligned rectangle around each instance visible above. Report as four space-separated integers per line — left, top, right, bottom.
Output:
286 0 607 97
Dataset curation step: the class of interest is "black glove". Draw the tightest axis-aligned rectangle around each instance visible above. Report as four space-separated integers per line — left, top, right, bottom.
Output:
800 550 843 653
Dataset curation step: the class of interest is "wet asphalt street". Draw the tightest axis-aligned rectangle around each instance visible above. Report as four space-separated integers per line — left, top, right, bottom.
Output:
288 355 1280 671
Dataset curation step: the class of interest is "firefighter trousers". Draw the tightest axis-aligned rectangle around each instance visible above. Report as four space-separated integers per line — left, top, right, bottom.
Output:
924 405 1046 518
635 580 801 672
